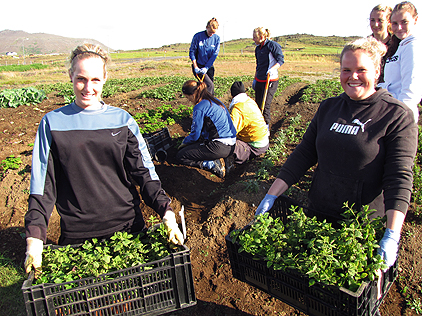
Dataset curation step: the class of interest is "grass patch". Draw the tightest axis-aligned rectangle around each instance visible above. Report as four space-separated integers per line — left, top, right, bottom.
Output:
0 63 49 72
0 254 27 316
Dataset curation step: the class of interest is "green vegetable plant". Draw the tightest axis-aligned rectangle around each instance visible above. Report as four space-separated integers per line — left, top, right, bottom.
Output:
133 103 193 133
35 216 180 287
265 131 288 163
408 297 422 314
300 79 343 103
230 203 387 292
244 179 260 193
0 87 46 108
1 155 22 172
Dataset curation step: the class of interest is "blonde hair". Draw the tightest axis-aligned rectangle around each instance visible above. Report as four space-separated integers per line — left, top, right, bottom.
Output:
392 1 418 19
207 18 219 32
340 37 387 72
253 27 271 40
371 4 393 16
68 43 110 77
370 4 393 36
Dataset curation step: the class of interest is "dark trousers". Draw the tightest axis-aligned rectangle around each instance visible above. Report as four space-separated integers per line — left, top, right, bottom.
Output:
176 140 234 169
233 139 269 164
254 79 279 125
192 64 215 95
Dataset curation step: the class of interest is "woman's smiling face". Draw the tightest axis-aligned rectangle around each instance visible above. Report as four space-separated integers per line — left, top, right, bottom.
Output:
391 9 418 40
370 10 390 39
69 57 107 109
340 49 379 101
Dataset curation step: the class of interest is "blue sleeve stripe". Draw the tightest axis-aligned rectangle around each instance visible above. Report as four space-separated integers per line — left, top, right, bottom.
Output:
127 117 159 181
30 119 52 195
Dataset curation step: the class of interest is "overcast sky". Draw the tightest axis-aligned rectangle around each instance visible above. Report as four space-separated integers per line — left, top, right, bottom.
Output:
2 0 420 50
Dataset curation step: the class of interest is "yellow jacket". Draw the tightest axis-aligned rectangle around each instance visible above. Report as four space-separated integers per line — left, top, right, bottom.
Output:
229 93 269 146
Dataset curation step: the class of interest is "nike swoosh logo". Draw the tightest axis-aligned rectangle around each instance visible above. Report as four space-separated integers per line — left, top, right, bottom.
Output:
111 131 121 136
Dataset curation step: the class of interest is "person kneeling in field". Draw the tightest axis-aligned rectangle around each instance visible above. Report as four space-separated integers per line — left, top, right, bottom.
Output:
176 80 236 178
226 81 269 171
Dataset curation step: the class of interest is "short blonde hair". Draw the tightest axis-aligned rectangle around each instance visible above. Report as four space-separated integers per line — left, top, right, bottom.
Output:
253 27 271 40
68 43 110 77
340 37 387 72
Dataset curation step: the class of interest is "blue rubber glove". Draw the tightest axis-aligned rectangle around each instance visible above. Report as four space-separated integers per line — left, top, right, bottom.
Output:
202 160 215 170
255 194 277 216
252 79 257 90
199 67 208 75
194 67 201 74
378 228 400 268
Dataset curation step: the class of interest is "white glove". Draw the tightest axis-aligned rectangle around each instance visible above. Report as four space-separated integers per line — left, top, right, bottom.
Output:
199 67 208 75
24 237 43 276
163 211 184 245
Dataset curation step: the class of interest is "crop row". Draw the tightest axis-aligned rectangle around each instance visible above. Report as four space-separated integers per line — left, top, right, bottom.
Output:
1 76 342 109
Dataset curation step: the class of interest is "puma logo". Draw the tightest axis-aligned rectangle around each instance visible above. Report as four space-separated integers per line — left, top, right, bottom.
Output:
111 131 121 136
352 119 372 132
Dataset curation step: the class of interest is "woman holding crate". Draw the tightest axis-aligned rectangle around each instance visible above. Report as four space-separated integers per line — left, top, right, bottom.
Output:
255 36 418 270
24 44 184 276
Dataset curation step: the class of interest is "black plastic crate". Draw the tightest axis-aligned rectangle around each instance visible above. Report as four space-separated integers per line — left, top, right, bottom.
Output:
225 195 397 316
143 128 173 162
22 245 196 316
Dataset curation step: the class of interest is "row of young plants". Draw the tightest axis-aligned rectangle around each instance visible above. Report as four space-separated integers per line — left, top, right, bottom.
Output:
30 75 307 104
0 74 314 110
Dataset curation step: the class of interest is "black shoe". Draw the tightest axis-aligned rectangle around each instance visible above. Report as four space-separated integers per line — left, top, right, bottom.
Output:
211 158 225 178
224 155 235 175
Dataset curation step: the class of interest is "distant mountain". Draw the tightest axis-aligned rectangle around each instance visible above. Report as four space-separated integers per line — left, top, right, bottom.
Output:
0 30 110 55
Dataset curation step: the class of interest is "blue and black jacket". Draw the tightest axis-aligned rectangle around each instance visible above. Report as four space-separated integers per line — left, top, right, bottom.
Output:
255 39 284 82
25 102 171 243
189 30 220 69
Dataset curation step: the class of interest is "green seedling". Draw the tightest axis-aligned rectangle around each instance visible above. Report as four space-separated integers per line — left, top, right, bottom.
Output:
1 155 22 172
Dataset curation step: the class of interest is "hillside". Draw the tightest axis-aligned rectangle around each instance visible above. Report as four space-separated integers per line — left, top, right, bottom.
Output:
0 30 361 56
0 30 109 55
161 33 361 54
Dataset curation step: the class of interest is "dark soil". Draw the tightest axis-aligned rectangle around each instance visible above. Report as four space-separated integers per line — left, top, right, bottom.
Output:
0 81 421 316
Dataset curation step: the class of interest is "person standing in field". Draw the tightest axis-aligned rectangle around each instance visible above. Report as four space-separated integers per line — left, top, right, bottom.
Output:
252 27 284 128
24 44 184 276
369 4 396 83
255 36 417 272
176 80 236 178
228 81 269 168
378 1 421 123
189 18 220 95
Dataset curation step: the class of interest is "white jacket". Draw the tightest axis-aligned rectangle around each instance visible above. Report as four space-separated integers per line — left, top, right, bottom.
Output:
379 34 422 122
